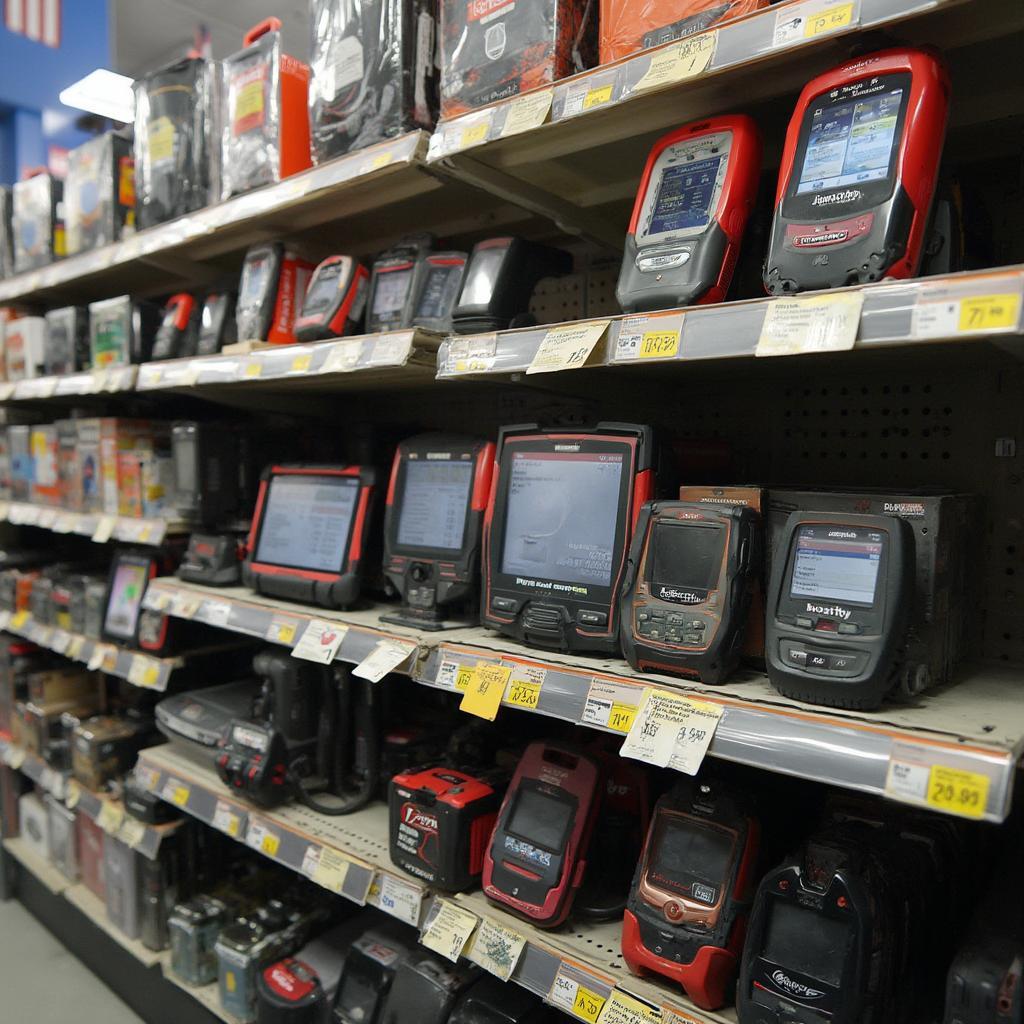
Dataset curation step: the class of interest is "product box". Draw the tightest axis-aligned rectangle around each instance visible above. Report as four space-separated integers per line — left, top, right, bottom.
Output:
9 424 32 500
21 695 101 759
440 0 595 117
0 186 13 278
56 419 78 508
118 447 174 519
134 56 219 229
104 832 142 938
266 251 313 345
18 792 50 862
309 0 437 161
221 18 312 199
74 419 103 512
72 715 155 792
767 489 980 695
97 419 167 516
12 170 64 273
46 793 79 881
5 316 47 380
88 295 134 368
0 424 11 500
65 132 135 255
599 0 765 65
44 307 90 376
27 665 97 705
77 809 106 899
30 425 60 504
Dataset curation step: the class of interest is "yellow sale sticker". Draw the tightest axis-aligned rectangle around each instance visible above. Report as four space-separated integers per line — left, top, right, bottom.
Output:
926 765 989 819
958 294 1021 332
583 85 612 109
638 331 680 359
804 1 854 35
460 664 511 721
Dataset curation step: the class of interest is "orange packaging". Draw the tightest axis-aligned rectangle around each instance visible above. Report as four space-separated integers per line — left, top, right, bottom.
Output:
268 251 314 345
599 0 767 66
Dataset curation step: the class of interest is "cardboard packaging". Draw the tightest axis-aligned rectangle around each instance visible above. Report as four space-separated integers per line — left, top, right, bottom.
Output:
65 132 135 255
19 792 51 863
47 794 79 881
30 425 60 505
5 317 47 380
77 809 106 898
12 170 63 273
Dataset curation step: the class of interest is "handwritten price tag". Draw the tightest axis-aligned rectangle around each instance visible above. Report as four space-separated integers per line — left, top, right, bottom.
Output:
468 918 527 981
353 639 416 682
527 320 610 375
421 899 479 963
633 31 716 92
292 619 348 664
597 991 662 1024
213 801 242 837
377 874 423 926
505 665 545 711
756 292 863 356
620 690 722 774
582 679 639 734
460 664 512 720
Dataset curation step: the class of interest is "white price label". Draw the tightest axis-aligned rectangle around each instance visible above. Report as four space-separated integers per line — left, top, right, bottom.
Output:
321 341 363 374
200 600 232 627
128 654 161 689
246 820 281 858
527 321 610 375
501 89 553 137
620 690 722 774
353 639 416 682
757 292 863 356
421 899 479 963
596 992 662 1024
582 679 639 734
377 874 423 926
91 516 116 543
366 334 412 366
212 801 243 837
292 619 348 664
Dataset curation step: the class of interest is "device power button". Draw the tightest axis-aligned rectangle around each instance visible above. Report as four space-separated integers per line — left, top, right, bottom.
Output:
664 901 684 922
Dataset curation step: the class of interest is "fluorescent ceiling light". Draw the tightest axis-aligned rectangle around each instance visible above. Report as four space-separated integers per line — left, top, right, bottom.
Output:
59 69 135 123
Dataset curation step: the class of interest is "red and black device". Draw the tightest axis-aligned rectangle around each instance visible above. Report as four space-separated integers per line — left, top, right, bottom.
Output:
102 548 175 651
389 765 506 891
482 741 602 928
256 957 327 1023
623 778 760 1011
481 422 655 653
243 464 377 609
366 236 433 334
411 252 469 334
381 433 495 630
620 501 760 685
151 293 198 360
618 116 762 313
216 719 293 808
764 47 950 294
294 255 369 342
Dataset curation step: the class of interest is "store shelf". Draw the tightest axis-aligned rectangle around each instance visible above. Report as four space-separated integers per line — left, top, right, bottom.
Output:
1 611 182 691
0 500 183 546
142 578 1022 823
3 836 71 895
64 882 167 968
163 970 244 1024
437 266 1024 379
0 365 137 401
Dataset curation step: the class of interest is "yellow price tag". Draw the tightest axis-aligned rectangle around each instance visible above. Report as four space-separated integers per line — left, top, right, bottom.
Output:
461 121 489 148
171 785 190 807
596 991 662 1024
583 85 612 109
65 779 81 808
460 664 512 721
291 354 312 373
607 702 637 733
102 647 119 672
926 765 989 819
244 361 262 378
312 847 350 894
98 800 125 835
11 610 28 630
455 666 476 692
261 831 280 856
804 1 854 35
573 987 606 1023
638 331 680 359
234 79 264 123
506 679 542 710
67 636 86 660
137 524 152 543
959 294 1021 332
371 152 393 168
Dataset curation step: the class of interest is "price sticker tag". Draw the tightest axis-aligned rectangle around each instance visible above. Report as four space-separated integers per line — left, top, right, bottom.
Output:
292 619 348 664
98 800 125 834
267 616 300 646
243 361 262 379
773 0 858 46
10 609 28 631
247 820 281 858
6 745 26 769
119 818 147 849
377 874 423 927
548 967 607 1022
582 679 639 733
137 365 163 389
501 88 553 137
459 113 493 150
171 593 202 619
87 644 111 672
213 800 242 837
290 353 312 373
50 629 71 654
620 690 722 774
321 341 362 374
926 766 990 819
527 320 610 375
353 639 416 682
885 742 991 820
583 84 612 109
65 779 82 808
102 646 119 672
460 664 512 721
596 992 662 1024
805 0 855 35
127 654 159 688
467 918 527 981
757 292 863 356
637 330 681 359
633 31 716 92
302 845 351 894
144 589 172 612
38 509 58 528
91 516 116 543
421 899 479 963
913 291 1023 338
66 635 86 660
161 778 190 807
200 600 232 627
53 514 77 534
505 665 545 710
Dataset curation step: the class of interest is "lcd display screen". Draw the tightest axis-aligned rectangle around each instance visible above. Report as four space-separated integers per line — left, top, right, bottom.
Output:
790 526 882 605
104 559 150 640
649 815 734 899
303 264 341 315
254 474 360 572
416 264 463 321
762 901 851 987
647 521 723 591
501 452 624 587
372 267 413 317
396 459 474 552
507 786 574 852
648 156 722 235
239 256 270 305
797 88 904 195
173 436 197 495
459 247 506 309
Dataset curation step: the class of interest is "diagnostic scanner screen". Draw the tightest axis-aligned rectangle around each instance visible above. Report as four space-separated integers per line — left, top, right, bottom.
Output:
501 451 624 587
105 559 149 639
239 256 270 305
648 521 723 590
790 526 882 605
173 436 197 495
303 263 342 315
797 87 904 194
416 264 463 320
763 901 850 987
508 786 574 852
650 815 734 899
648 156 722 234
396 458 474 552
371 267 412 317
255 474 359 572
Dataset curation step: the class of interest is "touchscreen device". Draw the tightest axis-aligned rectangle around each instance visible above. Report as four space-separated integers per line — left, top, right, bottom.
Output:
411 253 468 333
294 255 368 342
236 242 284 342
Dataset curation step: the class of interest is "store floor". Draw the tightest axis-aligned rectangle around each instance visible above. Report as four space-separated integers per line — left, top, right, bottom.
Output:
0 897 143 1023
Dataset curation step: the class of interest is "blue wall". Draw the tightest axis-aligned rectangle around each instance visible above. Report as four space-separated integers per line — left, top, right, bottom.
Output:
0 0 111 183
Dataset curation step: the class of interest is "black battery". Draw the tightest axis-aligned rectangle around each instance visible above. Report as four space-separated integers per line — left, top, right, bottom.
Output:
257 958 327 1024
389 765 505 891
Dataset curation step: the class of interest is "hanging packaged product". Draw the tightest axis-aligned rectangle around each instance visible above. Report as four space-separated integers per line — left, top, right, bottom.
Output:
309 0 438 162
12 169 64 273
439 0 596 118
294 255 369 342
43 307 90 375
221 18 312 200
599 0 765 65
366 235 434 334
236 243 315 344
88 296 162 367
151 293 200 361
618 115 762 312
764 47 950 293
411 252 469 333
196 292 238 355
0 186 13 278
134 56 218 229
4 317 46 380
64 132 135 256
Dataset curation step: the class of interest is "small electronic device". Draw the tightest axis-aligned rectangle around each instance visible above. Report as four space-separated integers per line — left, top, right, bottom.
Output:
618 116 762 312
381 433 495 630
623 779 760 1010
178 533 246 586
257 958 327 1024
366 236 433 334
197 292 237 355
452 238 572 334
151 293 198 361
764 47 950 293
156 679 260 757
389 765 506 891
482 422 655 653
243 464 377 609
332 927 413 1024
380 952 479 1024
766 512 913 709
101 549 158 647
237 242 284 341
482 741 602 928
620 501 759 684
294 256 368 342
411 252 468 333
217 719 294 807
